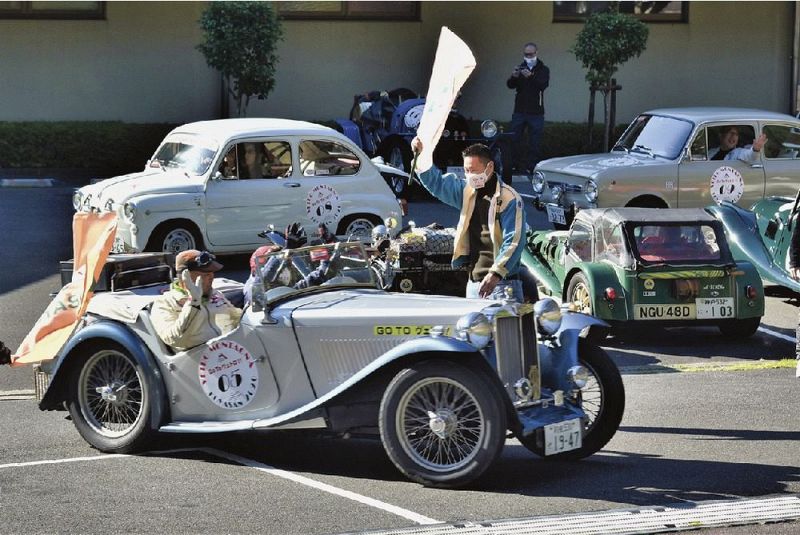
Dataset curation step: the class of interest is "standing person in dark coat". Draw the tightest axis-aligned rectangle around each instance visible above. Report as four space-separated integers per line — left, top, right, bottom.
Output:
789 215 800 377
507 42 550 174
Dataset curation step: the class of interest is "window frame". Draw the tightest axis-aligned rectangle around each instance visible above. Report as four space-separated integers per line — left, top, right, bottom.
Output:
552 1 688 23
0 1 105 20
276 1 420 21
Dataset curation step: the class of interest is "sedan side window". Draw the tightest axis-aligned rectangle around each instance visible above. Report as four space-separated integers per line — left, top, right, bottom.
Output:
299 140 361 177
707 124 756 160
568 222 592 262
690 128 707 160
236 141 292 179
762 125 800 159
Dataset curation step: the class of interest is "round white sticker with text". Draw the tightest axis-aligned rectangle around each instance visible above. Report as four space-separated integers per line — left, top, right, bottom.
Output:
199 340 259 409
306 184 343 228
710 166 744 204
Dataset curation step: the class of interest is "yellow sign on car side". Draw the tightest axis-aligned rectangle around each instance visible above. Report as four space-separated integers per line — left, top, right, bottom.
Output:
373 325 452 336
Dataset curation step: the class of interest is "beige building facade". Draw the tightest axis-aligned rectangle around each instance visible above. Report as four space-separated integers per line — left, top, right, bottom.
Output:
0 1 796 125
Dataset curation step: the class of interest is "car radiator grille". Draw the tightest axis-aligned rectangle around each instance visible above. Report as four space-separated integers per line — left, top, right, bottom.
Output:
494 312 540 400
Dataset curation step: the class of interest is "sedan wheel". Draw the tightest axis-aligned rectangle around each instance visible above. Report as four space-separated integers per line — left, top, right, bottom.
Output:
379 360 506 488
343 217 377 241
162 227 197 253
67 344 158 452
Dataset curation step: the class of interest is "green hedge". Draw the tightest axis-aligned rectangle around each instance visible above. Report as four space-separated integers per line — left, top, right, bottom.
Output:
0 122 177 175
0 120 626 174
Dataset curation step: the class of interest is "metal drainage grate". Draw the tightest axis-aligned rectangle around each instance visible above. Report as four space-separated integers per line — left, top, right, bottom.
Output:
346 495 800 535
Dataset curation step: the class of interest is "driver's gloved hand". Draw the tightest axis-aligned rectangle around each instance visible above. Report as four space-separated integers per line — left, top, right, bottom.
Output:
181 270 203 306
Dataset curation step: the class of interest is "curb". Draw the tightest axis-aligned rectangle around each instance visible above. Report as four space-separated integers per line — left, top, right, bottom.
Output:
0 178 56 188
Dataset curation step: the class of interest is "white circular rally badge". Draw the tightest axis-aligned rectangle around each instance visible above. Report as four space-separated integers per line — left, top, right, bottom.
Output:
199 341 259 409
306 184 342 228
709 166 744 204
403 104 425 129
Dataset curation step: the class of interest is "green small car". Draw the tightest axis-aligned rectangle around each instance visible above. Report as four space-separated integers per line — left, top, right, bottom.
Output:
523 207 765 341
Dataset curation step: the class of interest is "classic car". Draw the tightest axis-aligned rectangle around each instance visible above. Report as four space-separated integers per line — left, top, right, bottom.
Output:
710 190 800 294
32 242 624 488
530 107 800 227
72 118 406 255
523 207 765 341
335 88 514 196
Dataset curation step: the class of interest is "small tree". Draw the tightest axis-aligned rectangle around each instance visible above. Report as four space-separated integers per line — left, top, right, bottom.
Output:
572 10 648 151
197 1 284 117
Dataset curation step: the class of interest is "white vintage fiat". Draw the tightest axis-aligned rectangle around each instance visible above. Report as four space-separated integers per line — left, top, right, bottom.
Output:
72 118 406 254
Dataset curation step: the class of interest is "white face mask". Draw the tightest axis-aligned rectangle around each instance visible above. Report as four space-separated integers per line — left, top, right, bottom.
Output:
465 165 492 189
525 56 536 67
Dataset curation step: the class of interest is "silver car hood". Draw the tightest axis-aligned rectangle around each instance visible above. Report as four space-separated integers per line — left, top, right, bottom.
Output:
78 168 205 208
537 152 663 179
288 290 490 327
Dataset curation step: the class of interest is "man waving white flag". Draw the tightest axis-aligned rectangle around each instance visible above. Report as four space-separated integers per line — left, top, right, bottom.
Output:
414 27 476 173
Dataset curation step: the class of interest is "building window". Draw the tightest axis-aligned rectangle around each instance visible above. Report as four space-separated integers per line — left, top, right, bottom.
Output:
553 1 687 23
277 1 419 21
0 1 104 19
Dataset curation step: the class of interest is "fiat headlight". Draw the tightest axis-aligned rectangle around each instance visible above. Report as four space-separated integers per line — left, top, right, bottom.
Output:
531 171 545 194
456 312 492 349
585 179 598 203
72 190 83 211
123 202 137 221
534 298 562 335
480 120 498 139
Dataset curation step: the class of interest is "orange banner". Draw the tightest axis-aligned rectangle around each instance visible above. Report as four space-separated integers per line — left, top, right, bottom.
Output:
11 211 118 366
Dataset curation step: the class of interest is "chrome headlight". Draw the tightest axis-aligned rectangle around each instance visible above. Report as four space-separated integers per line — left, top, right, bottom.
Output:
104 198 115 212
585 179 598 203
550 185 564 202
531 171 545 194
480 119 498 139
455 312 492 349
533 298 562 335
567 366 589 389
72 190 83 211
123 202 137 221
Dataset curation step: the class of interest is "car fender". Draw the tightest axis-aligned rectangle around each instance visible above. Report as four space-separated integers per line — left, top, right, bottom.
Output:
732 260 766 317
39 320 168 431
125 192 206 249
564 263 620 315
709 201 800 293
521 246 561 297
557 310 609 337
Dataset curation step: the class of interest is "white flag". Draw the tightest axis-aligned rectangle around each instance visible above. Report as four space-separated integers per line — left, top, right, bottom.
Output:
415 27 476 173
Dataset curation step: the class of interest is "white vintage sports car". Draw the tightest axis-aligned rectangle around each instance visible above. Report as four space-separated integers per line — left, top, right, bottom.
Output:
72 118 406 254
34 243 625 488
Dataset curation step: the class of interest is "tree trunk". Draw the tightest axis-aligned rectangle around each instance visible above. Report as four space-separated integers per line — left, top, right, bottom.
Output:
587 86 597 151
609 78 618 146
602 83 611 153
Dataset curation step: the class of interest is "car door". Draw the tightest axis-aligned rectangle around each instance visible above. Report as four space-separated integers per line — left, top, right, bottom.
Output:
761 123 800 199
205 139 296 247
678 122 766 208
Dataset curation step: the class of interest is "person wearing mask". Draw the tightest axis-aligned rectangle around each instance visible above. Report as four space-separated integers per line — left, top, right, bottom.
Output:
151 250 242 352
411 138 528 301
507 42 550 173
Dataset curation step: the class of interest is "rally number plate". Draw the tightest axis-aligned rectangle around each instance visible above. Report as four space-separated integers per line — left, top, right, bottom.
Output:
544 418 582 456
546 204 566 225
696 297 734 319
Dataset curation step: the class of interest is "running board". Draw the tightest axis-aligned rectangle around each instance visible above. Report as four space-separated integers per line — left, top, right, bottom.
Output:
160 421 256 433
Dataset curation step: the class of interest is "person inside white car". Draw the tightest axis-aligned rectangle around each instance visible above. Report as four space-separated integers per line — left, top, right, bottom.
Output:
151 250 242 352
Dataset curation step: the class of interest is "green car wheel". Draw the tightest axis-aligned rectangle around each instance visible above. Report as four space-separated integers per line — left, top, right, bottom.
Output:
567 272 610 343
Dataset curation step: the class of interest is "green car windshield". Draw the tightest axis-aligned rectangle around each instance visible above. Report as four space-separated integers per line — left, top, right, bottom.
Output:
631 224 722 264
253 241 377 303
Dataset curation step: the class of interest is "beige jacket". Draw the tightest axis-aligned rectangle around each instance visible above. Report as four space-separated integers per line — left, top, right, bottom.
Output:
151 285 242 352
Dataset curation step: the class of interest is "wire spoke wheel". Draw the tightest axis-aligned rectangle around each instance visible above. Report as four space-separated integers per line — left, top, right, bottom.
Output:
78 349 146 438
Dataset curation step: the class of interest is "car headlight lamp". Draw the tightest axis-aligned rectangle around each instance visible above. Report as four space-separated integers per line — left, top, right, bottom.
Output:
531 171 545 194
72 190 83 211
123 202 137 221
533 298 562 335
455 312 492 349
550 184 564 202
585 179 598 203
567 365 589 389
480 120 498 139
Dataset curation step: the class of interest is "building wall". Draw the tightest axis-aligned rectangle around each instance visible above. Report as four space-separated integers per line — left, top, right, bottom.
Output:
0 1 793 125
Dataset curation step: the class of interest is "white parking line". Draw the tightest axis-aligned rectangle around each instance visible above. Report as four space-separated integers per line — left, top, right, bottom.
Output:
758 326 796 343
201 448 440 525
0 453 131 470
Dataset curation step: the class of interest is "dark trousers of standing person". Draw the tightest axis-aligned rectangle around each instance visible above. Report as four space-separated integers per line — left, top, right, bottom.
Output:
511 112 544 173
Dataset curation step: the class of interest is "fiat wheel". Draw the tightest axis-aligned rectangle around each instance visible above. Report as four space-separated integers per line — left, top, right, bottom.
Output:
147 220 203 254
379 360 506 488
338 215 379 241
67 343 160 453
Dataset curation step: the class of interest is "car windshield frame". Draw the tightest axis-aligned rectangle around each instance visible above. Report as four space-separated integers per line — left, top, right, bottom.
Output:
624 221 733 266
613 114 694 160
253 241 378 305
150 132 219 176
